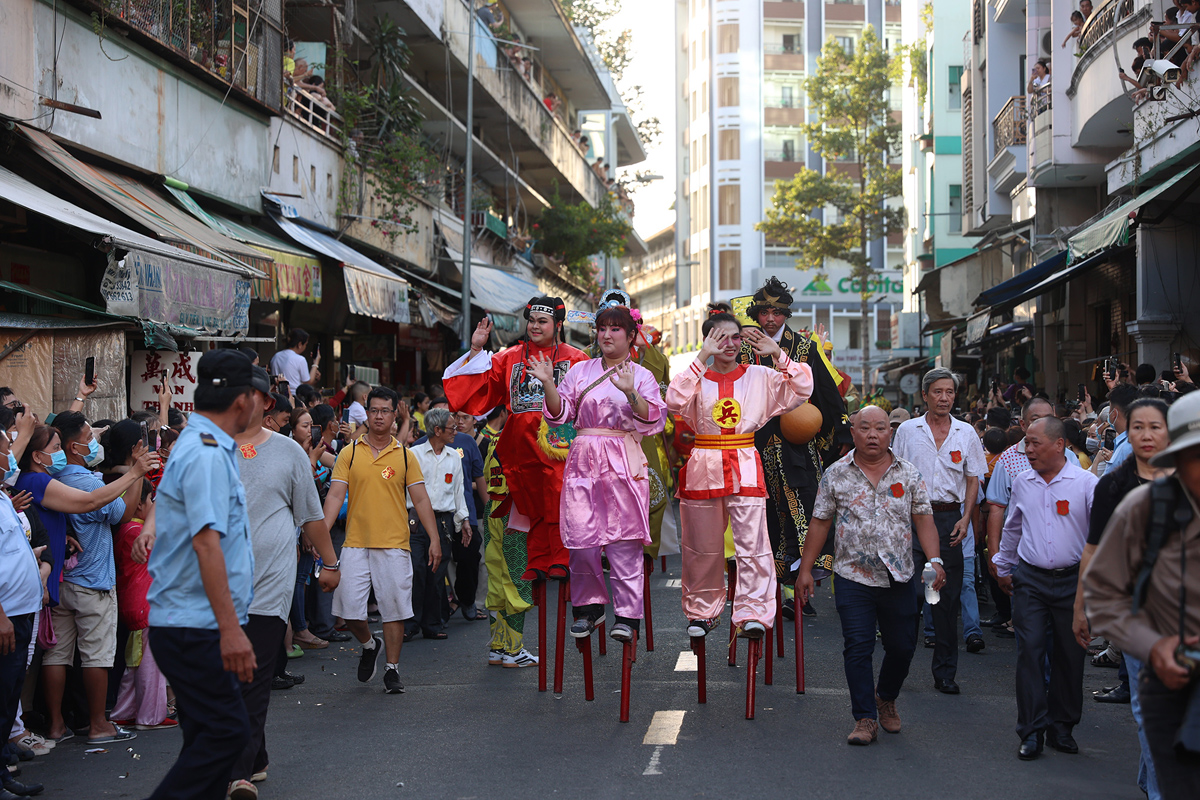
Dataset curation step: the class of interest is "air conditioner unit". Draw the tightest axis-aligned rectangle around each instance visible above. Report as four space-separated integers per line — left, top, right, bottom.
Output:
1039 30 1053 59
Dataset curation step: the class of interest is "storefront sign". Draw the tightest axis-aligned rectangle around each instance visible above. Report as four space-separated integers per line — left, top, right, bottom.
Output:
130 350 198 414
102 250 251 334
397 323 442 352
266 251 322 303
796 266 905 299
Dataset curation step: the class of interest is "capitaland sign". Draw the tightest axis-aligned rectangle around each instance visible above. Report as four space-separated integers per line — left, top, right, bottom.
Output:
797 268 904 298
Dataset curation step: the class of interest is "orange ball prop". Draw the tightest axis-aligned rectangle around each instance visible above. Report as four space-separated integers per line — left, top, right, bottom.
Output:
780 403 822 444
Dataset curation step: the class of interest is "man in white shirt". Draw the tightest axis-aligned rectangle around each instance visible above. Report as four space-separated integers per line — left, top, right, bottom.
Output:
269 328 321 393
893 367 987 695
405 408 469 642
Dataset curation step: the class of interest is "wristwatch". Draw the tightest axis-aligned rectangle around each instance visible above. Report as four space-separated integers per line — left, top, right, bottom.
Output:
314 558 340 577
929 557 944 566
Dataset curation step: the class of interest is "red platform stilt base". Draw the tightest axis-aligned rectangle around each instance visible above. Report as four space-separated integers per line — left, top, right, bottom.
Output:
727 561 738 667
576 634 594 701
536 580 547 692
597 619 607 656
745 638 760 720
554 579 568 694
775 584 785 658
643 554 655 652
764 625 773 685
795 600 805 694
619 632 637 723
691 635 707 704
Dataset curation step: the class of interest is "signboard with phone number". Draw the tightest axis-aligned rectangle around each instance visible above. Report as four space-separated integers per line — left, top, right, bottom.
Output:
131 351 198 414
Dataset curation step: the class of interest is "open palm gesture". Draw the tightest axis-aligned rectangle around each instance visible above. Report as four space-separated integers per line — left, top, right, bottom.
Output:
528 353 555 385
609 361 637 394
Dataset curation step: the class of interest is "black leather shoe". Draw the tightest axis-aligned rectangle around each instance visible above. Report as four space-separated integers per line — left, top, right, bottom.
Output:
1094 684 1131 704
801 600 817 618
933 678 961 694
1018 731 1044 760
1 778 44 796
966 634 986 653
324 630 352 642
981 613 1009 628
924 635 936 649
1046 731 1079 754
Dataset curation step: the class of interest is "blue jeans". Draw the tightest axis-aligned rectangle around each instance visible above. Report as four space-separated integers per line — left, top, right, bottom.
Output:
0 612 33 791
924 546 982 641
833 574 919 721
149 627 251 800
1125 654 1161 799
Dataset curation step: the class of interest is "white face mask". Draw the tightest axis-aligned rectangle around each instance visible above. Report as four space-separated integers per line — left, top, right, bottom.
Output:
3 452 19 487
1086 437 1100 455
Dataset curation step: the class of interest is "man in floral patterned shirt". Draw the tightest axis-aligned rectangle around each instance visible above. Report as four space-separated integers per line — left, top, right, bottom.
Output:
797 405 946 746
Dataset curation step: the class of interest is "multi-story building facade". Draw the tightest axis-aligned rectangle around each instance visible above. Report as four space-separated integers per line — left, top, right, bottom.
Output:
675 0 903 381
910 0 1199 400
0 0 643 401
624 225 678 350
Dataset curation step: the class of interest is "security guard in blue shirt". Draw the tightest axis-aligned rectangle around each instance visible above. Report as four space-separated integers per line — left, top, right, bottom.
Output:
145 349 264 800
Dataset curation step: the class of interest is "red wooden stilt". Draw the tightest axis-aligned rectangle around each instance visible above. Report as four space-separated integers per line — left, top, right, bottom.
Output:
661 555 667 573
619 632 637 723
643 554 655 652
727 561 738 666
745 638 760 720
775 584 785 658
597 619 607 655
795 599 805 694
691 635 707 704
764 624 773 685
554 579 568 694
576 635 594 701
536 580 547 692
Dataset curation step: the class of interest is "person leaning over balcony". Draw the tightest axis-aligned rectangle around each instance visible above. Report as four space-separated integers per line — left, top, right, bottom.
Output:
1063 11 1085 49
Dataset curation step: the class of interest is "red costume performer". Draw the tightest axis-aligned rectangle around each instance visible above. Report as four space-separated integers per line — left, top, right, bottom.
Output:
443 297 589 580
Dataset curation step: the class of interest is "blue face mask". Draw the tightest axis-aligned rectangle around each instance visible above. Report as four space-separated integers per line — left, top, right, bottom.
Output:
3 452 17 485
80 439 104 468
40 450 68 475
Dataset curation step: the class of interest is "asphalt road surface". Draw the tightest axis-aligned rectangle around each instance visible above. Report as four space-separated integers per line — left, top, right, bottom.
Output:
35 560 1142 800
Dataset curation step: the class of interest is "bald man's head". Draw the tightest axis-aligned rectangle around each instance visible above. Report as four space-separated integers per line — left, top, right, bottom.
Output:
857 405 889 425
852 404 892 456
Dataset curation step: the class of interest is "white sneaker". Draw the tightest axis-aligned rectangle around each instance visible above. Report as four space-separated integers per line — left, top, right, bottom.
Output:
738 620 766 639
487 649 506 665
12 732 51 756
502 648 539 668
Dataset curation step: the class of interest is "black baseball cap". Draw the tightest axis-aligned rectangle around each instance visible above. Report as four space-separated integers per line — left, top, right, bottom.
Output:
250 366 272 396
197 350 255 390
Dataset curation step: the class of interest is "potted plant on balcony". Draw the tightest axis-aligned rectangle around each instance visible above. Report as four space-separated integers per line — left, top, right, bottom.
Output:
532 187 631 295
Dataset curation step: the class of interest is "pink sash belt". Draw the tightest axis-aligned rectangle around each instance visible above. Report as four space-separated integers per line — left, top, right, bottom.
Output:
576 428 648 480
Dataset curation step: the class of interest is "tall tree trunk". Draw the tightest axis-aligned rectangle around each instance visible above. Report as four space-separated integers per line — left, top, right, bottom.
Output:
860 223 870 392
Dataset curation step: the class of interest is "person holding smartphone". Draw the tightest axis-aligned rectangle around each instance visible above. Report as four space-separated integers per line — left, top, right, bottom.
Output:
269 329 322 393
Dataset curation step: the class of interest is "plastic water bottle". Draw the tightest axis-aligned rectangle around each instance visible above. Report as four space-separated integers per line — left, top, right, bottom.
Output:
923 562 940 605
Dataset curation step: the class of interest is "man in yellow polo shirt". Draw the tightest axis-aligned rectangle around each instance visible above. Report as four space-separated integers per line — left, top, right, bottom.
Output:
322 387 441 694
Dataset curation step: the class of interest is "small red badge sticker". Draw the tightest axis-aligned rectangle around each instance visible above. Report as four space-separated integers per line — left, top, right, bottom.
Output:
239 443 257 459
445 473 453 484
891 482 904 498
380 466 396 480
1056 499 1070 516
950 450 963 464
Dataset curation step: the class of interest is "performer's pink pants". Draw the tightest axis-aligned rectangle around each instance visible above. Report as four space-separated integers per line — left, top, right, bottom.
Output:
679 494 777 626
569 540 644 620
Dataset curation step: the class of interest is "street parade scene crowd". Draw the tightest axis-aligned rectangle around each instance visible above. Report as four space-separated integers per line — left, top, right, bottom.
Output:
0 279 1198 800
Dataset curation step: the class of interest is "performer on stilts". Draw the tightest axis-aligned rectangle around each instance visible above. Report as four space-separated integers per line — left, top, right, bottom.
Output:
536 303 666 642
480 449 537 667
667 309 813 638
443 298 589 666
736 277 851 618
587 290 673 559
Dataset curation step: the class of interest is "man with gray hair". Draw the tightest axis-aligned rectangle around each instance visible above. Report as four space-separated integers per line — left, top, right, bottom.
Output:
405 407 469 642
894 368 987 694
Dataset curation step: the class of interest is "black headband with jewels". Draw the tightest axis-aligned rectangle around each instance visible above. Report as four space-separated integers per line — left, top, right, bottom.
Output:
523 295 566 321
529 304 554 316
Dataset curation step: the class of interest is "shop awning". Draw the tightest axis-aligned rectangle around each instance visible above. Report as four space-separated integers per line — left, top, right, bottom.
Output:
269 213 410 324
973 250 1066 308
1068 164 1200 263
18 125 266 281
0 165 252 337
996 246 1131 309
164 186 323 304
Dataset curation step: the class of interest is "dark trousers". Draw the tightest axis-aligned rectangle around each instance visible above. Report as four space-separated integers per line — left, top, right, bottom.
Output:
453 524 482 616
1139 669 1200 799
149 627 251 800
833 574 918 721
306 523 344 639
1010 561 1084 740
230 615 285 783
0 613 32 788
915 509 964 682
291 551 313 632
406 510 453 637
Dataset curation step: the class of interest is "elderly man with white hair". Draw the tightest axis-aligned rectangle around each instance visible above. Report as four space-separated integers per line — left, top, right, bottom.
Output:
893 368 987 695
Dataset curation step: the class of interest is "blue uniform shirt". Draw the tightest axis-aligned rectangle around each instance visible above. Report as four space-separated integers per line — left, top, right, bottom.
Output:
56 464 124 591
148 413 254 629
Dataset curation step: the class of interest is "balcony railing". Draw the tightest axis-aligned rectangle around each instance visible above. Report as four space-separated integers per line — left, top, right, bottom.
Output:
1030 87 1053 118
1078 0 1136 54
764 44 805 55
764 149 800 161
993 96 1027 152
81 0 283 109
284 85 344 143
764 95 802 108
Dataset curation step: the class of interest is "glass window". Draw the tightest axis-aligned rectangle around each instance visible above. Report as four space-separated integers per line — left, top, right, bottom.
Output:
719 24 739 54
718 77 739 107
719 250 741 291
718 129 740 160
836 36 855 57
948 66 964 110
718 184 740 225
948 185 962 233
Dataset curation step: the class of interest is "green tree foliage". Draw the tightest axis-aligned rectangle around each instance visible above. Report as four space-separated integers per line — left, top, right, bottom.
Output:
756 27 904 388
534 188 632 293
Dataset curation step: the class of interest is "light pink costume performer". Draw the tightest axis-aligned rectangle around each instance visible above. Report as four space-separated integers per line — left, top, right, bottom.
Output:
543 358 666 636
667 349 813 634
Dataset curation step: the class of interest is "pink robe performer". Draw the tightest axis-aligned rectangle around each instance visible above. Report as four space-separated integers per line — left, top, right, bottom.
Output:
667 354 813 627
544 358 666 621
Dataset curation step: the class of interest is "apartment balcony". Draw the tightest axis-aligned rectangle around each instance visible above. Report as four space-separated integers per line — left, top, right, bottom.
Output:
763 2 805 21
764 45 806 73
764 149 804 180
991 0 1026 25
1067 0 1145 150
763 97 806 127
988 96 1027 195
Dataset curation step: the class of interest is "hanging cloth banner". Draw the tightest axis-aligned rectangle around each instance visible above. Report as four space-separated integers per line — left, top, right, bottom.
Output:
101 250 251 336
